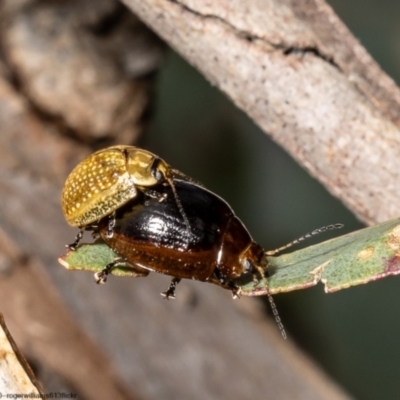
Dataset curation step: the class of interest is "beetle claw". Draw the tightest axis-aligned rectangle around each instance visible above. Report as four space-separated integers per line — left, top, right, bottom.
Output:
161 290 176 300
94 270 108 284
231 286 242 299
67 229 84 251
161 277 181 300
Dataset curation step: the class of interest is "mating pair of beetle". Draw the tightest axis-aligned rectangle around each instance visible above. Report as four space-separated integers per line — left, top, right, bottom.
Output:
62 145 275 300
62 145 339 302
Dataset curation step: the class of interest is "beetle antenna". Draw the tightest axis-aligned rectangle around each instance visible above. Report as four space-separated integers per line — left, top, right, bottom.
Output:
172 169 203 187
256 259 286 339
265 223 344 256
166 176 192 243
261 223 343 338
267 292 287 339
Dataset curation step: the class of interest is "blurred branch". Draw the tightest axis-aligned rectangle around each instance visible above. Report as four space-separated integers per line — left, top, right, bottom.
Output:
0 228 136 400
121 0 400 225
1 0 164 145
0 313 44 396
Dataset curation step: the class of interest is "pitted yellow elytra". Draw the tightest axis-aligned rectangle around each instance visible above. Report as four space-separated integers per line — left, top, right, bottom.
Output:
62 146 169 227
61 145 194 252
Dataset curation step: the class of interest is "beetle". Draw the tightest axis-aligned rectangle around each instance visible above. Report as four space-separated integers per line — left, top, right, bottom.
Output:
92 177 343 300
94 179 268 299
61 145 192 250
62 147 342 339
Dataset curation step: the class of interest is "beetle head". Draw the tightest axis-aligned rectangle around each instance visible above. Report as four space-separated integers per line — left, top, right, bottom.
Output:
240 242 265 277
125 148 170 186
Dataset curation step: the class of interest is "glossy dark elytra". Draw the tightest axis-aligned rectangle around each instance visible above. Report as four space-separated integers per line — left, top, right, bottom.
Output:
96 180 268 299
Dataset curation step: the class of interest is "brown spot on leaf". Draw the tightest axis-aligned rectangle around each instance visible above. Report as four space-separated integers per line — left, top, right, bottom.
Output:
385 255 400 273
357 246 374 259
387 225 400 252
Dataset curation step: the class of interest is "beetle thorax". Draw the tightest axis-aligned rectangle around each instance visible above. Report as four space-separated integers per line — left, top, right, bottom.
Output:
126 149 164 186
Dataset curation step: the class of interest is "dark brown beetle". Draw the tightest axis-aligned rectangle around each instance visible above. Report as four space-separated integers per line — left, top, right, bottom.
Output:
95 180 268 299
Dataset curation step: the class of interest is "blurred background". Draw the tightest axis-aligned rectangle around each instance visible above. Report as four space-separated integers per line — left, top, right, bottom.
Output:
0 0 399 399
142 0 400 399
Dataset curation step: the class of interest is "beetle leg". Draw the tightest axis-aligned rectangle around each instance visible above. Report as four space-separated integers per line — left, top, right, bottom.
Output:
66 228 85 251
214 268 241 299
230 285 242 300
90 224 99 239
95 272 107 284
94 258 149 284
252 266 267 287
246 257 267 288
141 188 168 202
105 212 116 239
94 257 126 284
94 259 120 284
161 277 181 299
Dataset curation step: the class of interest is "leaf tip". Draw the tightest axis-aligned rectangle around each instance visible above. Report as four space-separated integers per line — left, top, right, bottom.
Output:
58 253 71 270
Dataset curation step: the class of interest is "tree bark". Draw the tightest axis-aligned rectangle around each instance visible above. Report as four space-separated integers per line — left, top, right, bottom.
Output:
121 0 400 225
0 229 134 400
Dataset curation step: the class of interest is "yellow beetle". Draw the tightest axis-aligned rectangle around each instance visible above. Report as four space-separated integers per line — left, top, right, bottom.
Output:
61 145 191 249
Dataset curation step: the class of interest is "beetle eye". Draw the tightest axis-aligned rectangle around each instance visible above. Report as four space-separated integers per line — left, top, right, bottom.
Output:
243 259 252 272
154 169 163 182
151 159 164 182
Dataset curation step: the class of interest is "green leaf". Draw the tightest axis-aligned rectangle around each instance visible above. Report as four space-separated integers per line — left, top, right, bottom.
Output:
58 218 400 296
58 241 145 278
242 217 400 296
